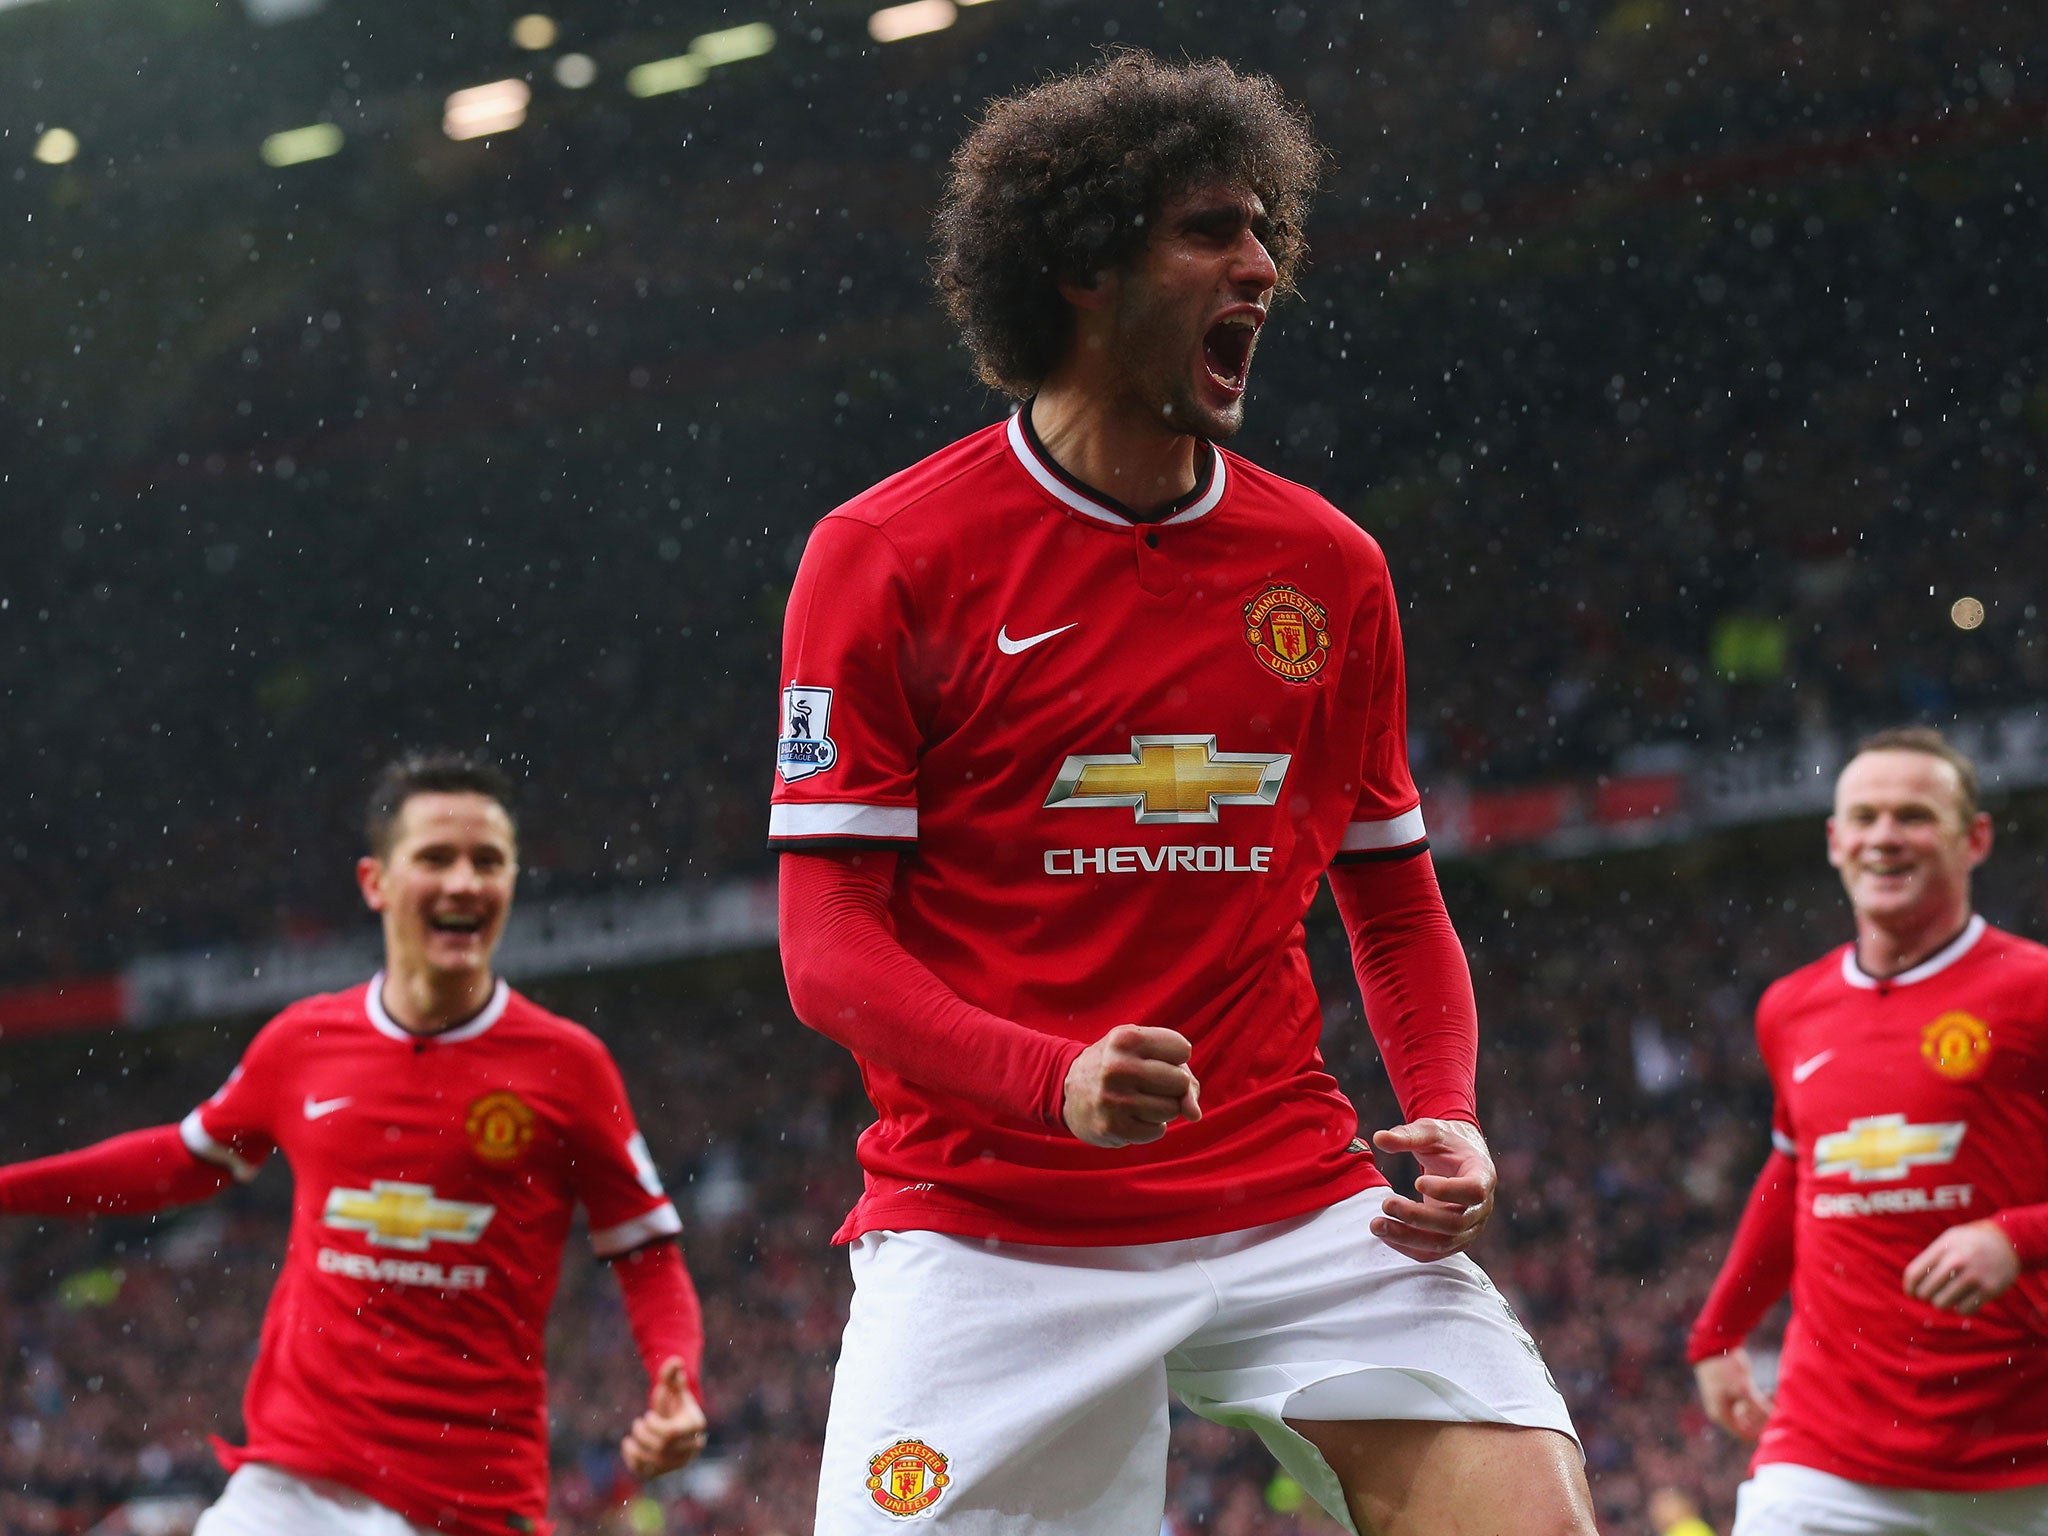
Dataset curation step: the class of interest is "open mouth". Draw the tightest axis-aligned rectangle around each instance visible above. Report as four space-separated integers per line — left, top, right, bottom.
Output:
1202 316 1258 394
429 913 484 935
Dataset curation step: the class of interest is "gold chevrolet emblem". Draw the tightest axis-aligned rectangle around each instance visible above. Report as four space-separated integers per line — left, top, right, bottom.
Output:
1044 735 1290 825
323 1181 495 1251
1813 1115 1966 1183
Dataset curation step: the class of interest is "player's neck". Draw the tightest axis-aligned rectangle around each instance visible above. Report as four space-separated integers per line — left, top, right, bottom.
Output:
1853 902 1974 979
1028 382 1201 519
381 965 497 1035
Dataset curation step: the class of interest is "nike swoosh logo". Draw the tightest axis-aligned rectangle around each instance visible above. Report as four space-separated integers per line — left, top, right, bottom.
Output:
303 1094 354 1120
996 622 1077 656
1791 1050 1836 1084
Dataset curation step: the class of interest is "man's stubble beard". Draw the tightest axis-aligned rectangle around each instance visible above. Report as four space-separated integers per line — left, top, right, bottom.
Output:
1112 296 1246 443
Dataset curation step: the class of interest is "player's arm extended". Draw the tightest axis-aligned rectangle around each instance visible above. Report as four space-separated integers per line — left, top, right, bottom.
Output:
1328 855 1491 1260
0 1125 233 1217
1687 1150 1796 1441
779 849 1086 1129
611 1240 710 1478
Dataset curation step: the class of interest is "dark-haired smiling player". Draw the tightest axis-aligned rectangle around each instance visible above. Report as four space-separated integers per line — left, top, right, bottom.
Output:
772 53 1595 1536
0 754 708 1536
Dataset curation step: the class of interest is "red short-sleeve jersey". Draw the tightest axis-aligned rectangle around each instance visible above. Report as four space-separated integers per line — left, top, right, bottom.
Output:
1753 916 2048 1489
180 978 682 1536
771 411 1426 1245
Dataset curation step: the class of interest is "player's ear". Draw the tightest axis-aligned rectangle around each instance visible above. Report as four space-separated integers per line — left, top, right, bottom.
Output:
1058 268 1117 311
1966 810 1994 867
357 854 389 913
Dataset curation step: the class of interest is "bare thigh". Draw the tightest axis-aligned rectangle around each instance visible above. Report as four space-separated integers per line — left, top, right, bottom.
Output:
1285 1418 1596 1536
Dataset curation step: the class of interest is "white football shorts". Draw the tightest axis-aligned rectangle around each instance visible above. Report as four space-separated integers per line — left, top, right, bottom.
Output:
814 1187 1576 1535
1734 1463 2048 1536
194 1463 441 1536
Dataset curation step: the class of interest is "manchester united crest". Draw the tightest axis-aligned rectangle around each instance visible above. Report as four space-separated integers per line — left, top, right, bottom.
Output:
465 1090 537 1165
1243 584 1331 683
866 1438 951 1519
1921 1011 1992 1081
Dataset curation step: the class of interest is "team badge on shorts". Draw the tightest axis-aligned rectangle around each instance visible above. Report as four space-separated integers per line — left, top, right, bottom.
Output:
1243 585 1330 683
1921 1011 1992 1081
466 1091 536 1165
865 1438 951 1519
778 684 840 782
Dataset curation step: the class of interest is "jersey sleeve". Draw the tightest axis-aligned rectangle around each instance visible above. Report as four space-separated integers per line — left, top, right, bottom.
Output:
561 1038 684 1259
1754 978 1798 1157
768 515 925 849
1333 546 1427 864
1687 1149 1798 1360
1328 855 1478 1127
178 1025 285 1182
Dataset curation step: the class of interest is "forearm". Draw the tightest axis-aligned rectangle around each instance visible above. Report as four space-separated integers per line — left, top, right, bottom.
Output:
1991 1202 2048 1268
1328 854 1479 1127
0 1124 232 1216
1687 1150 1797 1361
778 850 1084 1128
611 1240 706 1396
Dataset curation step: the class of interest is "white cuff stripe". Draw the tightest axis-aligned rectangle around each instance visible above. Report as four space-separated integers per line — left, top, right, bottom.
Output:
1771 1129 1797 1156
180 1109 258 1184
590 1201 683 1257
769 802 918 840
1340 805 1428 852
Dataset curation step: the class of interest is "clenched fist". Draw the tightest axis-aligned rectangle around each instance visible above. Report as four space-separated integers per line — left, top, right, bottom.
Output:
1062 1024 1202 1148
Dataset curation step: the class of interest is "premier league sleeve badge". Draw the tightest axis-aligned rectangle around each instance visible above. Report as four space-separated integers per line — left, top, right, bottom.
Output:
777 684 840 782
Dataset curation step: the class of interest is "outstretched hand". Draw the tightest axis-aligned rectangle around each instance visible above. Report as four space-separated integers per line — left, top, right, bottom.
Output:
1369 1118 1495 1262
1694 1348 1772 1442
620 1357 708 1480
1062 1025 1202 1148
1903 1220 2020 1315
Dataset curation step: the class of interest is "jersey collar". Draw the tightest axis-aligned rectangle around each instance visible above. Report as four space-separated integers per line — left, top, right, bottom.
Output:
1841 913 1985 989
1006 402 1227 529
366 972 511 1043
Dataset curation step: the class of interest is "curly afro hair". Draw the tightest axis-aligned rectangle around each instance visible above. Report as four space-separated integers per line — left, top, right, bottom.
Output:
933 51 1325 399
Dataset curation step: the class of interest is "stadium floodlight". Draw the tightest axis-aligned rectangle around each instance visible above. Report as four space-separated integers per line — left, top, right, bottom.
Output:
690 21 774 66
443 79 531 140
32 127 79 165
260 123 344 168
869 0 955 41
626 54 706 97
553 52 597 89
510 13 557 50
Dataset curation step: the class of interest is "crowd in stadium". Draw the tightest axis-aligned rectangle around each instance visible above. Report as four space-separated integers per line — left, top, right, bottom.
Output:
12 826 2039 1533
5 3 2047 1532
5 0 2043 989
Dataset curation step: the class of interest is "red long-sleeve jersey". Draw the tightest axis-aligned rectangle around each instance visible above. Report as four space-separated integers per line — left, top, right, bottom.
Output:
771 409 1476 1246
1693 918 2048 1490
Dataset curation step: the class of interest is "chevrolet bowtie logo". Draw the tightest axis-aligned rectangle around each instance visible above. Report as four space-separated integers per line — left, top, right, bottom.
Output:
323 1181 496 1251
1044 736 1290 824
1813 1114 1966 1183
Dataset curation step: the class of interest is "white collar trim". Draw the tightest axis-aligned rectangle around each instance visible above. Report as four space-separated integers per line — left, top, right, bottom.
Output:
1842 913 1985 989
366 972 510 1042
1005 410 1227 529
